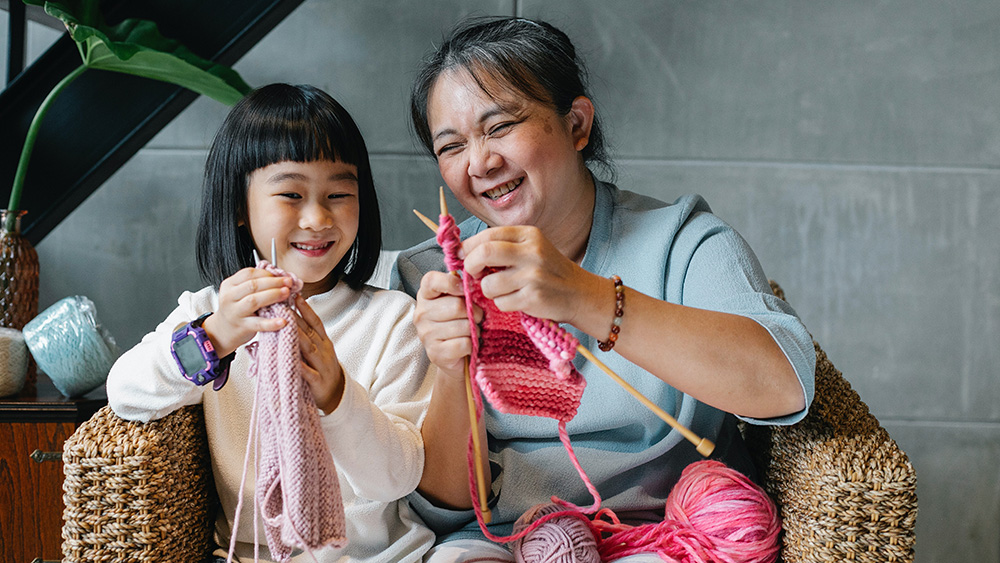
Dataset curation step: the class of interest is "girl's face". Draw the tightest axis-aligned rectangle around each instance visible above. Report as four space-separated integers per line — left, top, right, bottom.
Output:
245 159 360 298
426 68 594 237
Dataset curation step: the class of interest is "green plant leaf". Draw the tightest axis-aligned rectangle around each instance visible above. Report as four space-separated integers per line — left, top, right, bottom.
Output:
23 0 251 105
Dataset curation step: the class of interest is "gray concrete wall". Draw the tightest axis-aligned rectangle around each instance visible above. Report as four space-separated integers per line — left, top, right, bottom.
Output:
8 1 998 560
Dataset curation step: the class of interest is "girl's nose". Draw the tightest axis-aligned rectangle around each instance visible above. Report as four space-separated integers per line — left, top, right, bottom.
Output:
467 140 501 178
300 203 334 231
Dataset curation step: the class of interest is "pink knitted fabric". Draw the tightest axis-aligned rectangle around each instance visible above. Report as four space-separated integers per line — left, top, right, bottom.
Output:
230 261 347 562
437 214 601 543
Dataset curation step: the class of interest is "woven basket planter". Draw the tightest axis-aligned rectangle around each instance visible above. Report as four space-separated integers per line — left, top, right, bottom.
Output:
61 404 218 562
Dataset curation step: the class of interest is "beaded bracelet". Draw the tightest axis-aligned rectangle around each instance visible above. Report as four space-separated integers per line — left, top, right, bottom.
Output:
598 275 625 352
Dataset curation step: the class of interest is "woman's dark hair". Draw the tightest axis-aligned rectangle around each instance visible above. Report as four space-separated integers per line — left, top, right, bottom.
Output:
196 83 380 290
410 16 613 178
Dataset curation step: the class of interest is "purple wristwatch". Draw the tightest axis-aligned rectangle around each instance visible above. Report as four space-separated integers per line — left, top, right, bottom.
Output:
170 312 233 390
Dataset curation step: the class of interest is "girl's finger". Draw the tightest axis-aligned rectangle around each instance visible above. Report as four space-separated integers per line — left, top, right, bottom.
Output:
294 295 325 333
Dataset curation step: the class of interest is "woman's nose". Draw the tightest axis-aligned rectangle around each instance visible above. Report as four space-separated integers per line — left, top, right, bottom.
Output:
467 140 501 178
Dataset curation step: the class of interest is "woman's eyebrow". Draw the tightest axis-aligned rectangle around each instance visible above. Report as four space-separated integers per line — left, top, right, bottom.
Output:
432 107 508 142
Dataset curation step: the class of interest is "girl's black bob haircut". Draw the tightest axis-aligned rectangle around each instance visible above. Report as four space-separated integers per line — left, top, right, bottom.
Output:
410 16 614 180
196 83 381 290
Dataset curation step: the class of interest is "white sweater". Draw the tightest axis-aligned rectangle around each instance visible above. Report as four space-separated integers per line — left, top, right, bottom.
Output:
106 282 436 563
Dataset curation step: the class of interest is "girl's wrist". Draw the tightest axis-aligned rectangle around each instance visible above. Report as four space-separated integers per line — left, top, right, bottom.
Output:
200 313 239 359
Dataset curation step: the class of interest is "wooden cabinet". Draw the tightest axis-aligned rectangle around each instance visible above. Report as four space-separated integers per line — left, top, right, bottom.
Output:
0 374 105 563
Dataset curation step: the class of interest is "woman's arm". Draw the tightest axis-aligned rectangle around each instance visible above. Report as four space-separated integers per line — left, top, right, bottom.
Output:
410 270 490 509
461 226 806 420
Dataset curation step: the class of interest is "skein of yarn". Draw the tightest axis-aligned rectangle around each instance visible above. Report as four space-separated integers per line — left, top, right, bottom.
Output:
512 503 600 563
596 460 781 563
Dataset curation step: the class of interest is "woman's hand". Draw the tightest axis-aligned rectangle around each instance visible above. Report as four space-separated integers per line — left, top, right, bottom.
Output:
413 270 483 379
203 267 295 358
461 226 610 337
293 295 345 414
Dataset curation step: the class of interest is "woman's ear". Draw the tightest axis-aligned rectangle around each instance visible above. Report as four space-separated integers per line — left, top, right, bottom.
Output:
567 96 595 152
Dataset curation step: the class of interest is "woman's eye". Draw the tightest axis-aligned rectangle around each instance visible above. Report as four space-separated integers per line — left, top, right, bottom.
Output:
278 192 302 199
436 143 461 156
488 121 517 136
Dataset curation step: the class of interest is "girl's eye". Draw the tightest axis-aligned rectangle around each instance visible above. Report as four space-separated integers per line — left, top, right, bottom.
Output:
278 192 302 199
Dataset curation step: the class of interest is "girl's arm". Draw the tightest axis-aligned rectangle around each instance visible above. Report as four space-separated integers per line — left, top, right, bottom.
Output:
461 225 809 421
108 268 296 422
314 291 436 502
106 289 214 422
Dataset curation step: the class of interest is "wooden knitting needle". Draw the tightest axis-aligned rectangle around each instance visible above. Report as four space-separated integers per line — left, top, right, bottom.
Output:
421 188 492 522
412 207 715 458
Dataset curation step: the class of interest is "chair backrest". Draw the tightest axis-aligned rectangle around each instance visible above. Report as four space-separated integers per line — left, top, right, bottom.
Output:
741 281 918 562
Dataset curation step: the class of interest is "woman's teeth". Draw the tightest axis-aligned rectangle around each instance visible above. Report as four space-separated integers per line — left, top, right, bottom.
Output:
485 178 521 200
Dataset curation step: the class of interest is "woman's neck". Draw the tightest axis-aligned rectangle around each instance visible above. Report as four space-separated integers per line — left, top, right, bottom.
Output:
546 171 596 264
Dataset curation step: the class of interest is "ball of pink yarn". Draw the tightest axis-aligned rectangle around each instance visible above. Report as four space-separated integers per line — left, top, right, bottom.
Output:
598 460 781 563
512 503 601 563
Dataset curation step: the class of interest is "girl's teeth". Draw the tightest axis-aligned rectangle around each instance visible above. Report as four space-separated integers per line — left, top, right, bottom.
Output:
293 242 331 250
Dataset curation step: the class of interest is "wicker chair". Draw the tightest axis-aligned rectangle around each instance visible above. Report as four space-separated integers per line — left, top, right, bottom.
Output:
60 282 917 562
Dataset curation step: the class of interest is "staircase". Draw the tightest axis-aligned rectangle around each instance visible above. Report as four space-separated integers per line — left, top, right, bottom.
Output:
0 0 305 244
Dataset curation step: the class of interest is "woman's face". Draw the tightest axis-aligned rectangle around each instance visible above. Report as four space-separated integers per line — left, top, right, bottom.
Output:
245 159 360 298
426 68 593 234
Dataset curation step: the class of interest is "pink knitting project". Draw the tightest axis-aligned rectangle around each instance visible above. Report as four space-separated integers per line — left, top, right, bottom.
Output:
228 261 347 563
437 214 601 543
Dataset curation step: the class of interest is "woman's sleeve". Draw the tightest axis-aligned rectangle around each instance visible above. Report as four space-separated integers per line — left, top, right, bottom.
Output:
673 212 816 425
319 296 436 502
105 291 210 423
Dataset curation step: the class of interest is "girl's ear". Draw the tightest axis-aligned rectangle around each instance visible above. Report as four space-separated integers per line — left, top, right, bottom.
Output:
567 96 595 152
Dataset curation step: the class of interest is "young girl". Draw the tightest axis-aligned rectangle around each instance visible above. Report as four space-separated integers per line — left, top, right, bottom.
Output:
106 83 435 563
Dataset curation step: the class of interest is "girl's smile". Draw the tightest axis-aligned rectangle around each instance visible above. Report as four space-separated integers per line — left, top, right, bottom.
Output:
245 159 360 298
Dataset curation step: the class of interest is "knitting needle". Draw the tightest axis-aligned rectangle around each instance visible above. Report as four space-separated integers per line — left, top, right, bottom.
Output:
411 208 715 457
426 188 492 522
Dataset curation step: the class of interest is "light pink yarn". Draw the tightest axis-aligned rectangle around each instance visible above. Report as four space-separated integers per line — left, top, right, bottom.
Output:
512 503 600 563
229 261 347 562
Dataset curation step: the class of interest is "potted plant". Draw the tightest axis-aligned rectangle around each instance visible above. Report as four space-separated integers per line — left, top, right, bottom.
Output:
2 0 251 331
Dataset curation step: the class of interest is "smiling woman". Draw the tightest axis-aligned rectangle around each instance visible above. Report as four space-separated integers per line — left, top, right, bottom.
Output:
393 16 817 563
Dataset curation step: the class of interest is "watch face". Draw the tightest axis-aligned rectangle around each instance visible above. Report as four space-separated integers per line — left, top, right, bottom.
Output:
174 333 208 375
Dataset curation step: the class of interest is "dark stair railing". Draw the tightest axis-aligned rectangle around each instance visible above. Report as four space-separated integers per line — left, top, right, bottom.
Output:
0 0 306 244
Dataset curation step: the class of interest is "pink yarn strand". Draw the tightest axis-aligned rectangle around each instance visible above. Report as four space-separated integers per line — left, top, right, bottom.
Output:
434 216 780 563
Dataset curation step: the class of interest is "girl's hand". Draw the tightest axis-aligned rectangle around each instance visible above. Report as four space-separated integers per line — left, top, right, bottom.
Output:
203 267 295 357
413 270 483 381
461 226 606 330
294 295 344 414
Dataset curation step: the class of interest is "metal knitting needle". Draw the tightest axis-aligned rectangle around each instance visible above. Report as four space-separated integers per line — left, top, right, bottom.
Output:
271 237 277 269
412 206 715 458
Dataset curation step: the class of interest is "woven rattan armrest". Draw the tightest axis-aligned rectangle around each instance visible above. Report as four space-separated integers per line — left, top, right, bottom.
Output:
741 282 918 563
61 404 219 562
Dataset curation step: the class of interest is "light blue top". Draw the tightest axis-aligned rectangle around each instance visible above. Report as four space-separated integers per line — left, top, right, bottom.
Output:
392 180 815 541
